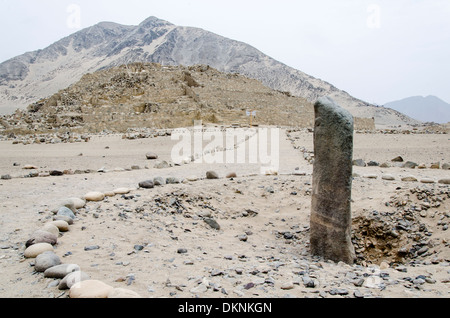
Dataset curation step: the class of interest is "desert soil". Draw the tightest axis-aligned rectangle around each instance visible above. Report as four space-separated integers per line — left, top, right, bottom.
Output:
0 127 449 298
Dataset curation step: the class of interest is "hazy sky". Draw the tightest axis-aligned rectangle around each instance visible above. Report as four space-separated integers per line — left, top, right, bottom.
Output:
0 0 449 105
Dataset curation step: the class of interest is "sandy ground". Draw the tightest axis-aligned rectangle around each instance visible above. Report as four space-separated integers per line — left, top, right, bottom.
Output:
0 128 449 298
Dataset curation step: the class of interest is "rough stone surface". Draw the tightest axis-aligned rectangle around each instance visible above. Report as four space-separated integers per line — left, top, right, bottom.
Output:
310 97 356 264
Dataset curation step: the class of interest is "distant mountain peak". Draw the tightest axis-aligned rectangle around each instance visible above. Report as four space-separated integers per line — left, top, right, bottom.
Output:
384 95 450 124
139 16 173 28
95 21 127 29
0 15 419 126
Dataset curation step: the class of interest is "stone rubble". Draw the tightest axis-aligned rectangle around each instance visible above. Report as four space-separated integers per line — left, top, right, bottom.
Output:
11 166 449 298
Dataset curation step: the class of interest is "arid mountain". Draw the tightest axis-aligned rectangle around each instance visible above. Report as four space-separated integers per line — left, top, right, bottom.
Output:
0 16 418 126
384 95 450 124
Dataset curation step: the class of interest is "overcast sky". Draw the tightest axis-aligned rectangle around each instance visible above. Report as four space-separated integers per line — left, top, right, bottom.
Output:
0 0 449 105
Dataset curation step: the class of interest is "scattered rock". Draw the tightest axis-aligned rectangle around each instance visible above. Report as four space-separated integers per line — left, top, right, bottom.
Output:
352 159 366 167
203 218 221 230
53 215 74 225
41 223 60 236
206 171 219 179
243 209 259 217
265 186 275 193
26 230 58 247
403 161 418 169
24 243 54 258
139 180 154 189
280 282 294 290
153 177 166 186
380 261 390 269
84 191 105 202
113 188 130 195
23 164 38 170
34 251 61 272
69 280 114 298
146 152 158 160
391 156 404 162
44 264 80 278
49 170 64 176
442 163 450 170
57 206 76 220
329 288 349 296
166 177 180 184
59 271 90 290
84 245 100 251
226 172 237 178
401 175 418 182
238 234 248 242
430 162 440 169
49 220 70 232
302 276 316 288
67 197 86 209
154 161 170 169
438 178 450 185
190 283 208 294
382 174 395 181
177 248 188 254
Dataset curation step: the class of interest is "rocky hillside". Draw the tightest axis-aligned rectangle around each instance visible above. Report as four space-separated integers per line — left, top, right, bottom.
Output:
0 63 319 134
0 16 418 126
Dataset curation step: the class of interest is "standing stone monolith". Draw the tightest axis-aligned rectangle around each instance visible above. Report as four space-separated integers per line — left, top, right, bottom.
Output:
310 96 356 264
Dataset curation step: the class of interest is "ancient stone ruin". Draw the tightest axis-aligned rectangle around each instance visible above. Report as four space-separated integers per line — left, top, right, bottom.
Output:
310 96 356 264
